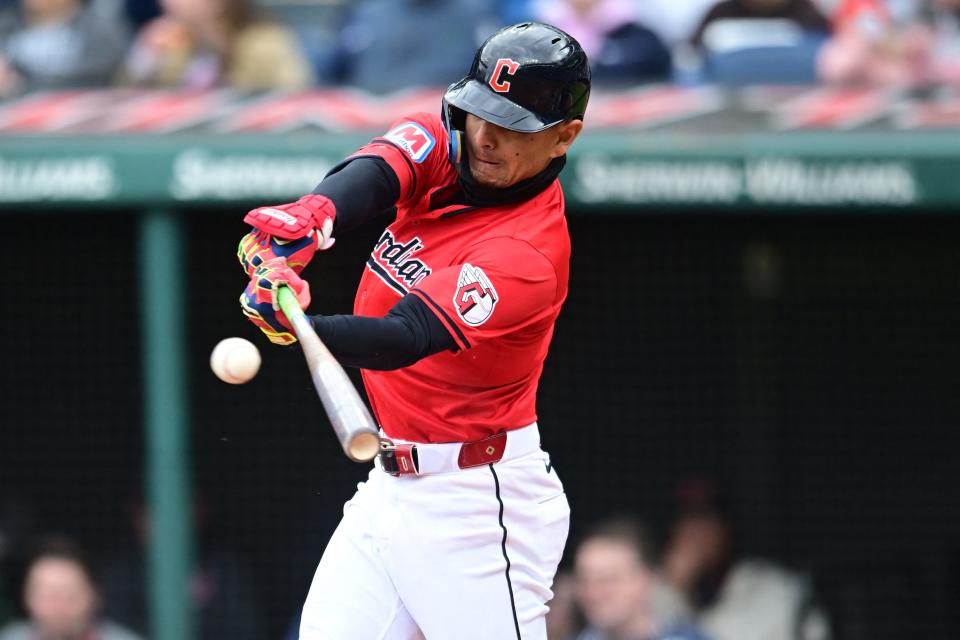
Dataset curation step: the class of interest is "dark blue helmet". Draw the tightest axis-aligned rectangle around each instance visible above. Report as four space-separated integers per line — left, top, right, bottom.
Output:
443 22 591 154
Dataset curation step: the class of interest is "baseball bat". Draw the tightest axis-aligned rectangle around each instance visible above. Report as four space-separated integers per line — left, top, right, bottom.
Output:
277 286 381 462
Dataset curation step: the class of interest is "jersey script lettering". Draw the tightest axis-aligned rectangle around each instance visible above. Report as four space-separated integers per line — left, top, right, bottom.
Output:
367 229 432 293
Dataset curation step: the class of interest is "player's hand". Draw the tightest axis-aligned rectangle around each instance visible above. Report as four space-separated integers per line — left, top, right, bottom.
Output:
239 258 311 346
244 194 337 242
237 222 332 278
240 286 297 346
238 194 336 277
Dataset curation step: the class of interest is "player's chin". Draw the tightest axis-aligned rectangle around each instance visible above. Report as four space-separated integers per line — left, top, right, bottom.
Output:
469 164 512 189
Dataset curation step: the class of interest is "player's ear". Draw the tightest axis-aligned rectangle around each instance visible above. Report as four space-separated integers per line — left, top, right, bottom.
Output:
549 119 583 158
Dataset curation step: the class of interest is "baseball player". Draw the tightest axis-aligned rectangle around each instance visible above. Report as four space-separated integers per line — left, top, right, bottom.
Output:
237 22 590 639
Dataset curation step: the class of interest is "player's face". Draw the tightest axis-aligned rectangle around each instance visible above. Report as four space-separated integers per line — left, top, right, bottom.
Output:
464 114 582 189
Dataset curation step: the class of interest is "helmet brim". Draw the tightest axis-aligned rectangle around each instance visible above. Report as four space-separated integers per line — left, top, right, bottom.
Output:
443 78 562 133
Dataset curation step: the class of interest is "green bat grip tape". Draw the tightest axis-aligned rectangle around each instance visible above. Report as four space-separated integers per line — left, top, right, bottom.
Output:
277 286 306 324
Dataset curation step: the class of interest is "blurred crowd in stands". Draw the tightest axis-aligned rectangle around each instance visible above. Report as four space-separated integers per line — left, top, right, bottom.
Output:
0 0 958 98
544 480 832 640
3 479 832 640
0 535 143 640
0 491 268 639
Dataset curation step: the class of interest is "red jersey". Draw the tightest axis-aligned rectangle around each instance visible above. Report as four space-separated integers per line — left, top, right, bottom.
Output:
348 113 570 443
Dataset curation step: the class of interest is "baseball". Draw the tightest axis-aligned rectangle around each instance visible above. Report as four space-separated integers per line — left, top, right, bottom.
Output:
210 337 261 384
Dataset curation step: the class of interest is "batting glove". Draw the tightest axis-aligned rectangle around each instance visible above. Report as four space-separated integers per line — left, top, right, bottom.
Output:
237 220 333 278
238 194 336 277
239 258 311 346
245 194 337 240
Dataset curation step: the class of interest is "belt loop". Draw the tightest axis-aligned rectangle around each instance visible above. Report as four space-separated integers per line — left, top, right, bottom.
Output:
457 432 507 469
395 443 420 475
378 439 420 476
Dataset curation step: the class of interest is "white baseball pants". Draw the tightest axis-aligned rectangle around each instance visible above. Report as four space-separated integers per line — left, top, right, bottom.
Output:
299 424 570 639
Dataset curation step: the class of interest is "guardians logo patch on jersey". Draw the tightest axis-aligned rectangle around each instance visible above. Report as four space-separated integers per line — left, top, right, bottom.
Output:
367 230 432 294
384 122 435 163
454 264 498 326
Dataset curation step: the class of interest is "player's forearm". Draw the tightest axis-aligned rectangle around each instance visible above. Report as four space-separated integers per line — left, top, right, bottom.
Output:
308 295 455 370
313 156 401 236
307 314 422 370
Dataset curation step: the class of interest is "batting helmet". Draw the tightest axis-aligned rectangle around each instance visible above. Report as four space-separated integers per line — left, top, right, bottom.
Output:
443 22 591 159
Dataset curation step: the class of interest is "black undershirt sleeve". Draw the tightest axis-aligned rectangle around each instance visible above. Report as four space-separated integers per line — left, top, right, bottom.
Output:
308 294 458 371
312 156 400 235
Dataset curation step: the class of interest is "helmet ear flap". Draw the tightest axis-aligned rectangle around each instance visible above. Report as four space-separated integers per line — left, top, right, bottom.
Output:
442 100 467 164
449 129 462 165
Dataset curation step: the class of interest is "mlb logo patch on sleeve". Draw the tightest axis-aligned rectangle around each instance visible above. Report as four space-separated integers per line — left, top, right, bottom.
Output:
455 264 498 326
384 122 436 163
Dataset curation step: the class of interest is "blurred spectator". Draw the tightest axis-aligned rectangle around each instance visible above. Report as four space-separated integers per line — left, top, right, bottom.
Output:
533 0 671 84
120 0 313 90
661 485 831 640
818 0 932 87
263 0 347 86
689 0 832 84
99 495 264 640
0 0 129 96
928 0 960 83
574 517 707 640
320 0 496 93
692 0 832 46
122 0 158 29
634 0 719 46
0 535 142 640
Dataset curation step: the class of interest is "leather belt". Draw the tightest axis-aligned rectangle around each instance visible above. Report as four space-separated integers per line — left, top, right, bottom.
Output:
379 431 511 477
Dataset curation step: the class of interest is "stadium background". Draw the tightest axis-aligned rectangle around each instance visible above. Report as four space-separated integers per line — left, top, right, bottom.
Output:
2 36 960 640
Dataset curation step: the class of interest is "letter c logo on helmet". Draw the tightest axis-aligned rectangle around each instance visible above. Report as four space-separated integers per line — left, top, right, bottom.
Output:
489 58 519 93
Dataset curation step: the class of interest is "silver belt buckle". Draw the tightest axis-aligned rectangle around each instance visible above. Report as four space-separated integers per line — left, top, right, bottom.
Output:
378 438 400 475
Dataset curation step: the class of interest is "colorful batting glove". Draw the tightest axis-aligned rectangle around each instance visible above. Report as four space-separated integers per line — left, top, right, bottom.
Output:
244 194 337 241
239 258 311 346
237 219 334 278
238 194 336 277
240 284 297 346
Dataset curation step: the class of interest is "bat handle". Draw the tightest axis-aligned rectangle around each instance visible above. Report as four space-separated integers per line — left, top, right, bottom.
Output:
278 286 325 345
277 286 308 329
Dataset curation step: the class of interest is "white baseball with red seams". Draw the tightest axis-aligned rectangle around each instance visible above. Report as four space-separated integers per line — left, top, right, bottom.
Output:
209 337 261 384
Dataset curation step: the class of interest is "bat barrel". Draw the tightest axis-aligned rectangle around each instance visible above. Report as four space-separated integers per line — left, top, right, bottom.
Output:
311 358 380 461
278 287 381 462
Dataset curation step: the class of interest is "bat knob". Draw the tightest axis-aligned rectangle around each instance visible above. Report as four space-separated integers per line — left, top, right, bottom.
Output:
348 432 381 462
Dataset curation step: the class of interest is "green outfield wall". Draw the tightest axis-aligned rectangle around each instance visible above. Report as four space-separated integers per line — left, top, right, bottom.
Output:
1 130 959 210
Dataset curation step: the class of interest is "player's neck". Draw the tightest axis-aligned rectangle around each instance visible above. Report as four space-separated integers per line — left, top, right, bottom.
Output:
455 155 565 207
